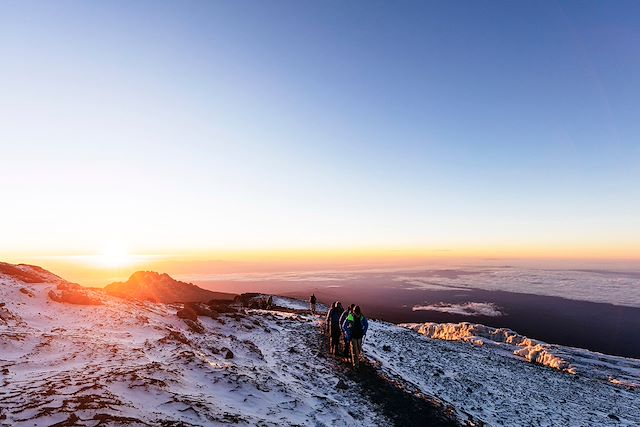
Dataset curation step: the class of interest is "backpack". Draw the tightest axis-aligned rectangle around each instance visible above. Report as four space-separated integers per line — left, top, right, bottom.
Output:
351 315 364 339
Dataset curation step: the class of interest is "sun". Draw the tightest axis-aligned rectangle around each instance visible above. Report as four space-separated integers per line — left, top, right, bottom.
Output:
97 242 132 268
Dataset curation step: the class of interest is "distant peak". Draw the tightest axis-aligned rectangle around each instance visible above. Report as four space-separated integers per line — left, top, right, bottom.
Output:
104 270 235 303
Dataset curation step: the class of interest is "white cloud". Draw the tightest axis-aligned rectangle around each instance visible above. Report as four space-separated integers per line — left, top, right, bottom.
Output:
412 302 504 317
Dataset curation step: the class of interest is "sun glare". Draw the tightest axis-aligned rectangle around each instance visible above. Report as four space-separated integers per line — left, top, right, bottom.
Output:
96 242 132 268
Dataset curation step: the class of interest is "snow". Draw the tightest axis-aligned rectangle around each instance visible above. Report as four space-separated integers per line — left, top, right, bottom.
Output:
366 321 640 426
272 296 327 312
2 266 640 427
0 270 387 426
272 296 310 310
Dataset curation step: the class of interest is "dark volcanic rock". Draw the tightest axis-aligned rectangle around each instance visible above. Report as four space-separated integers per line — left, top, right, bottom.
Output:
185 302 219 318
176 306 198 321
183 319 205 334
224 349 234 359
234 293 261 307
160 330 191 345
208 299 237 313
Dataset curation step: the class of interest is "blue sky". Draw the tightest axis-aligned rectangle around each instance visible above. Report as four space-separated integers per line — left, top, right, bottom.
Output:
1 1 639 258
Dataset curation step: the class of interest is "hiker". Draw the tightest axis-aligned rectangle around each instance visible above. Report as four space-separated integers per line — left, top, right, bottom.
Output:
342 305 368 368
309 293 317 314
339 304 354 356
325 301 344 355
266 295 273 309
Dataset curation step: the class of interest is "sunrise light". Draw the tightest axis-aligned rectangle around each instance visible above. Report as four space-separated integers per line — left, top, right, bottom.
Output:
94 242 133 269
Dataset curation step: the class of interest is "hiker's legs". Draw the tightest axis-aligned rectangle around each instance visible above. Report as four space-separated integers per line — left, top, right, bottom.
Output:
350 338 362 367
330 330 340 355
311 303 316 314
344 339 351 358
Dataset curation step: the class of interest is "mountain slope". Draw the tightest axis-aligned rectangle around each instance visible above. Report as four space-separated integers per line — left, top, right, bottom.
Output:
1 265 451 426
1 263 639 426
365 321 640 426
0 270 384 425
103 271 235 303
0 262 65 284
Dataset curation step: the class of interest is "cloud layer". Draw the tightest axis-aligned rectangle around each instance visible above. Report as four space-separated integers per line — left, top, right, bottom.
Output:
412 302 504 317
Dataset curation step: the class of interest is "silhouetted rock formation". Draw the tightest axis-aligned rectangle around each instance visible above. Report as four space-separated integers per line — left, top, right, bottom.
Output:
104 271 235 303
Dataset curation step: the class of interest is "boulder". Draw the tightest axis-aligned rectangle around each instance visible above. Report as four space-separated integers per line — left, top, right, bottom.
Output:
234 293 261 307
48 287 102 305
208 300 237 313
176 306 198 321
184 302 219 318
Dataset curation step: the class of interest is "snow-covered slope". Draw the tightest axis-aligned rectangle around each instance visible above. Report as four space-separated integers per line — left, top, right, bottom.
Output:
365 321 640 426
2 264 639 426
0 268 389 426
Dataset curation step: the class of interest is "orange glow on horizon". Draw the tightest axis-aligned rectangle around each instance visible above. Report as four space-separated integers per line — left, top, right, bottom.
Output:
2 242 639 288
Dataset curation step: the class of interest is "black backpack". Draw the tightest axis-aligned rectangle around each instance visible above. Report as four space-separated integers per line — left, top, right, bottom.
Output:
351 315 364 339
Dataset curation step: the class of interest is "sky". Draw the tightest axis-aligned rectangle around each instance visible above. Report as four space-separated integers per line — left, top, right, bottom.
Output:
1 1 639 282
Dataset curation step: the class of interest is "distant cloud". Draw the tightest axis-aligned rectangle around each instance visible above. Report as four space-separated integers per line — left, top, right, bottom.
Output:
412 302 504 317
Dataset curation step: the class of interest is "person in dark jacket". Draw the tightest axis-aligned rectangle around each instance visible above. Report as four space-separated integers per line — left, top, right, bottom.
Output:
339 304 355 357
342 305 368 368
309 293 317 314
325 301 344 355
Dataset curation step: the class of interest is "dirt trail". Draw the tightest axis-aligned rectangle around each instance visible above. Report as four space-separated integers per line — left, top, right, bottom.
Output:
314 315 460 427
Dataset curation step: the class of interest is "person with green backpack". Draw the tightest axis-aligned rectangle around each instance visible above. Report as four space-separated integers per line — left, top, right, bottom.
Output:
341 305 368 368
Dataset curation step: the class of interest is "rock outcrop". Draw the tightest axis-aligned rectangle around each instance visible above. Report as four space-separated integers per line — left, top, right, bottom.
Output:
48 283 102 305
104 271 235 303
